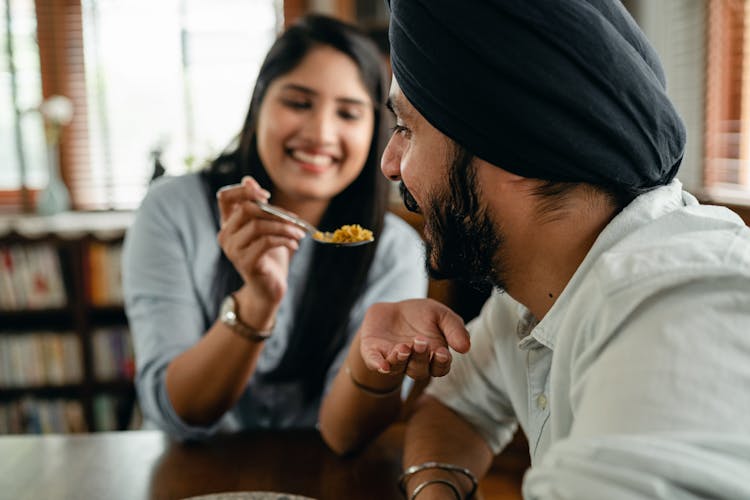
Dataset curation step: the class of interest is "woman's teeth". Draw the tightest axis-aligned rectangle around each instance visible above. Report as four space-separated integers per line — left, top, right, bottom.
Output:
291 150 332 166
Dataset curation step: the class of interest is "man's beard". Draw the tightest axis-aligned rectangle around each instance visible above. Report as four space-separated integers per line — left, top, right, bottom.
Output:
400 145 505 291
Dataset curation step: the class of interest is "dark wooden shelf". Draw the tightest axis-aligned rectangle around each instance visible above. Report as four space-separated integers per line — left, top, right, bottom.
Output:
0 384 86 400
87 305 126 324
93 380 135 393
0 307 75 330
1 229 134 433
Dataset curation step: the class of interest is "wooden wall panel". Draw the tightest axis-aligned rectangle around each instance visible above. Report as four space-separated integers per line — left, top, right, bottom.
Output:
34 0 90 210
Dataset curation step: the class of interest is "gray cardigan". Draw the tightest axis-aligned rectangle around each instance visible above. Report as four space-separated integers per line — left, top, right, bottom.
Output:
122 173 428 440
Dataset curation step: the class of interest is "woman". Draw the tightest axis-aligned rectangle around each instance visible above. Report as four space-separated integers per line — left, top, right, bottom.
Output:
122 15 426 441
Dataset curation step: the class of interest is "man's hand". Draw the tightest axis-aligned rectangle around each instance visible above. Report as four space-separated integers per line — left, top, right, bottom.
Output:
360 299 470 380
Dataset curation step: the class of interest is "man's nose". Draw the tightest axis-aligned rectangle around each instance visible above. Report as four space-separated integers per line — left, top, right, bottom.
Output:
380 136 402 181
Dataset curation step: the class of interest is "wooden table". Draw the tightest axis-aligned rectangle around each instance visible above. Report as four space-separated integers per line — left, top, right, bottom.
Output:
0 426 527 500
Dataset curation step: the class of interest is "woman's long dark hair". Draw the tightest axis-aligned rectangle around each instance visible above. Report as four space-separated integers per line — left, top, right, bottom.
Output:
202 15 391 401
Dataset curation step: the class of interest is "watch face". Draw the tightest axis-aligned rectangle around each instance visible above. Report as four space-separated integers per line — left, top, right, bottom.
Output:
219 295 272 341
221 296 237 325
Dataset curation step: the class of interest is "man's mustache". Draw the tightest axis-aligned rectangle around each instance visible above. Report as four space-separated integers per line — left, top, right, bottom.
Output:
399 182 421 213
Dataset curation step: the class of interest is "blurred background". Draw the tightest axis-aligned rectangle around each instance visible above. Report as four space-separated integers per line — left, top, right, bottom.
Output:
2 0 749 213
0 0 748 434
0 0 391 211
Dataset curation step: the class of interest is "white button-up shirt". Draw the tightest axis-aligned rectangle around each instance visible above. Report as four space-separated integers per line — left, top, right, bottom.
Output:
427 180 750 499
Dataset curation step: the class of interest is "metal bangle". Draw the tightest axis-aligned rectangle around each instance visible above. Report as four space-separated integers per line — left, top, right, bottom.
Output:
399 461 478 499
345 365 402 398
410 479 461 500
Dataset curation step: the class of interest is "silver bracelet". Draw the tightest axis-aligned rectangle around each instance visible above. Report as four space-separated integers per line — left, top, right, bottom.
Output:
345 365 402 398
399 461 478 499
410 479 461 500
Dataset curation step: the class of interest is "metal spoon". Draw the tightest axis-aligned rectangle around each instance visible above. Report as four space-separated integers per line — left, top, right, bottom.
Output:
255 201 374 247
217 183 373 246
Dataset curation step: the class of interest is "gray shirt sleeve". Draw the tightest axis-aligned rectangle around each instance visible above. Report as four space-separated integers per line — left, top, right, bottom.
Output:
122 176 225 440
123 176 428 440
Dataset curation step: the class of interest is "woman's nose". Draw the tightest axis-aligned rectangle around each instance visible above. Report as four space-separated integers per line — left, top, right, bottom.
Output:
301 108 336 144
380 135 402 181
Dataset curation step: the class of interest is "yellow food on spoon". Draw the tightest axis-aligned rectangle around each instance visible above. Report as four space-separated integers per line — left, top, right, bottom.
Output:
314 224 373 243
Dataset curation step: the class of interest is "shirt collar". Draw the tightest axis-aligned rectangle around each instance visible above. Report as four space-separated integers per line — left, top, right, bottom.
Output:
516 179 687 351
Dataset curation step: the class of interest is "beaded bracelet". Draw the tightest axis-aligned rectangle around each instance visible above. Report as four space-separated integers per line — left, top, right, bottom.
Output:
399 461 478 499
410 479 461 499
345 365 402 398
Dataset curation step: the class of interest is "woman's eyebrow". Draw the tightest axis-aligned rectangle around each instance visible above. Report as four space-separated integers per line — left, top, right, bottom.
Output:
337 97 369 107
281 83 316 95
281 83 369 107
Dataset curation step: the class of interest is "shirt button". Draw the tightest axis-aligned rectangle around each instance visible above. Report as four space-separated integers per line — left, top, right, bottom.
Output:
537 394 548 410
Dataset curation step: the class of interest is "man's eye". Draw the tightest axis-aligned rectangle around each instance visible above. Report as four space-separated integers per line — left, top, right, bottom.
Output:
391 124 410 137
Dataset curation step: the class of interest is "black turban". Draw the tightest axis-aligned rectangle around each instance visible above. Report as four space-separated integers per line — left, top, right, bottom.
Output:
386 0 686 193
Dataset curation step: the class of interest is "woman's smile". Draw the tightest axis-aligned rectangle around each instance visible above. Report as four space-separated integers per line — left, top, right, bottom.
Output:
287 148 340 173
256 45 374 201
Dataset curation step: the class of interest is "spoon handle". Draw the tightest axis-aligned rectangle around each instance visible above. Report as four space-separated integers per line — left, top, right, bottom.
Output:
254 201 318 235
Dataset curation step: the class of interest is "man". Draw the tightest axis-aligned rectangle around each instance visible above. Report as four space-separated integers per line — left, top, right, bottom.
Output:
318 1 750 498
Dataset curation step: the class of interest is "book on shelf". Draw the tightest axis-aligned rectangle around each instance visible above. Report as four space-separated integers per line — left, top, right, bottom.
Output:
0 213 135 435
86 241 124 307
91 327 135 382
93 394 139 432
0 244 67 311
0 398 87 434
0 333 83 388
93 395 117 431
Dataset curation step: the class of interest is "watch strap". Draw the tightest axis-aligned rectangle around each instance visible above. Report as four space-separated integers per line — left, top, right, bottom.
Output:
222 294 274 342
229 319 274 342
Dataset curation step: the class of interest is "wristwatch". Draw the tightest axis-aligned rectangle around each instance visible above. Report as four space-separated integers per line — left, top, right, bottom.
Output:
219 294 274 342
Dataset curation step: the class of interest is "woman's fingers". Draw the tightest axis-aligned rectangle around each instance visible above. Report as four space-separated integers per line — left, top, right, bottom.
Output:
240 175 269 195
216 176 271 223
219 205 305 251
227 214 305 248
217 207 304 287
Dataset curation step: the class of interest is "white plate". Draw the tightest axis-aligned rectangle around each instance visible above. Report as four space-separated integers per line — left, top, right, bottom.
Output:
183 492 316 500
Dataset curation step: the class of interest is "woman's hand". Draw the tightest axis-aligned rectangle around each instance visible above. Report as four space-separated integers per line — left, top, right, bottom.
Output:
216 176 306 307
359 299 471 380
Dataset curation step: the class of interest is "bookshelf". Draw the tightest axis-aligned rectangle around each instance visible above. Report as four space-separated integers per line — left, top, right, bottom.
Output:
0 211 138 434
